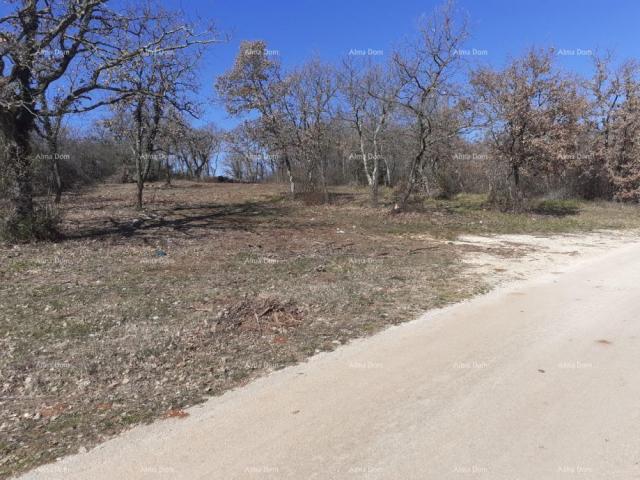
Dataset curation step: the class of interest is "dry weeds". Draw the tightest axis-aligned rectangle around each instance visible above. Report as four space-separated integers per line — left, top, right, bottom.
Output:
1 181 639 477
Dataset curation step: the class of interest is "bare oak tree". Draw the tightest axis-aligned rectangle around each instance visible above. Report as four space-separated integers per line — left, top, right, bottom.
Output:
216 40 297 195
283 58 337 201
390 0 469 209
104 4 216 208
0 0 216 234
338 57 398 205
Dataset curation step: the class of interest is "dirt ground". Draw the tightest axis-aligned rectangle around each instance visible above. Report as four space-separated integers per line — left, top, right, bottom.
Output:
1 181 639 478
454 230 640 286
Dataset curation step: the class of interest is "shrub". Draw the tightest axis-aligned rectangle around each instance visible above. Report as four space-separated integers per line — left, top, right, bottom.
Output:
1 203 61 242
531 198 581 216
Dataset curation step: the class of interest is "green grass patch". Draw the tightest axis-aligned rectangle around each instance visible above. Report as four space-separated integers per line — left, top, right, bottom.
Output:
532 199 581 216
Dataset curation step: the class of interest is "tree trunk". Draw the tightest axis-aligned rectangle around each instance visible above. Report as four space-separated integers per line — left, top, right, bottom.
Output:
47 138 63 204
121 161 129 183
282 153 295 198
397 135 427 211
371 135 382 206
371 156 379 206
3 106 36 228
398 159 419 210
52 155 63 203
165 157 172 186
383 156 392 186
133 98 147 210
360 137 373 187
2 2 39 236
510 163 523 210
135 152 146 210
9 134 35 220
136 178 144 209
319 155 329 204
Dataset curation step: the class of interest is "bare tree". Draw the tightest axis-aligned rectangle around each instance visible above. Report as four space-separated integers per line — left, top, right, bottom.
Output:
390 0 470 210
36 93 65 203
283 58 337 201
225 121 274 182
216 40 298 196
167 117 223 180
338 58 398 205
186 124 223 179
154 110 181 186
34 59 90 203
103 4 217 208
0 0 217 235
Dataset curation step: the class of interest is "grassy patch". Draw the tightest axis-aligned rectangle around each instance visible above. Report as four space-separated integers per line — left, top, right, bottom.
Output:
531 199 581 216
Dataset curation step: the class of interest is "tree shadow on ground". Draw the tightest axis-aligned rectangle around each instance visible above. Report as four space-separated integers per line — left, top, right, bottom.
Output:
62 200 292 242
294 191 360 206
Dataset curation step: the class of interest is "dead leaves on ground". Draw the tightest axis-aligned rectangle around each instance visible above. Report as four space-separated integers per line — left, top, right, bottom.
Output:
163 408 189 419
213 298 304 336
38 403 67 418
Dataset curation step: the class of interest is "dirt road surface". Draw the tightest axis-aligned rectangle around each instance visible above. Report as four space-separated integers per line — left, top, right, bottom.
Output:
19 240 640 480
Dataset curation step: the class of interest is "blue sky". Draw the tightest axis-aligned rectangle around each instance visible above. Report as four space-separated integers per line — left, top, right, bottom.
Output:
3 0 637 128
176 0 639 128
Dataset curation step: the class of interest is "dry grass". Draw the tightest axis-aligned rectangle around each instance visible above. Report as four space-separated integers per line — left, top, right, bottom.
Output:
1 181 639 478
